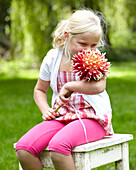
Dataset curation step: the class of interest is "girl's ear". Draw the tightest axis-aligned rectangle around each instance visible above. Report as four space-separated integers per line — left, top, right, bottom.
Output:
64 31 69 39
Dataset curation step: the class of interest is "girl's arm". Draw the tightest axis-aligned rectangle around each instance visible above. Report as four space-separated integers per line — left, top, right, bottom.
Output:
34 78 56 120
64 78 106 94
58 78 106 103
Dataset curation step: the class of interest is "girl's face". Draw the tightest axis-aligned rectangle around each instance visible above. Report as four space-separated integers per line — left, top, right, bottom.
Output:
69 32 101 58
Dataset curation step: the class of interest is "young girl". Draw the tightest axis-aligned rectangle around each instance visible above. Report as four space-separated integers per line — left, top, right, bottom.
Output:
16 9 113 170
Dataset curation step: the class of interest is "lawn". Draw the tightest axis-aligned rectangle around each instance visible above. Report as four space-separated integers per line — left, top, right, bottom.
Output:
0 62 136 169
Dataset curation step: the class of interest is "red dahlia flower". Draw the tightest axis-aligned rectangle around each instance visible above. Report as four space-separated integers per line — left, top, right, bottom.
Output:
72 50 110 81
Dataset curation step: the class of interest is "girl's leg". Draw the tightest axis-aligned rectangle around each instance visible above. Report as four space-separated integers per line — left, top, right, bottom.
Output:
16 120 65 170
16 150 43 170
49 119 106 170
50 151 76 170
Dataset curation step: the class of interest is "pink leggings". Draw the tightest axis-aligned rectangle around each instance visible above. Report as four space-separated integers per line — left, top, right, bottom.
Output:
16 119 106 156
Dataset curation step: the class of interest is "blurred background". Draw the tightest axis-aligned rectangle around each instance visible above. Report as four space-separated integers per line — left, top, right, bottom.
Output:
0 0 136 66
0 0 136 169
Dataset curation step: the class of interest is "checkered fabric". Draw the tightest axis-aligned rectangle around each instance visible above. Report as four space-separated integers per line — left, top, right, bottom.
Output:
53 71 113 135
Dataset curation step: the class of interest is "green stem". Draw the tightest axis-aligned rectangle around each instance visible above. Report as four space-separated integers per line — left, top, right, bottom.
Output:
54 105 61 112
54 91 73 112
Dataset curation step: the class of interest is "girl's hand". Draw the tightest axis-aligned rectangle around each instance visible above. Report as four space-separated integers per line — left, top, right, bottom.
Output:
42 108 57 121
58 85 71 106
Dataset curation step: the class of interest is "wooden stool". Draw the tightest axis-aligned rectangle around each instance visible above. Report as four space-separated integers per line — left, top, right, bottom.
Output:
14 134 133 170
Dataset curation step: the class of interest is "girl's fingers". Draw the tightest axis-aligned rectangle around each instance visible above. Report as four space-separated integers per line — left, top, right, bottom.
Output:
42 114 48 121
58 85 71 104
48 108 56 116
42 113 51 121
58 95 70 105
42 109 56 120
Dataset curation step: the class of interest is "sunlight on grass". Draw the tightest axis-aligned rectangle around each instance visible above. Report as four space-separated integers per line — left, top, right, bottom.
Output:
109 62 136 79
15 69 39 79
0 59 39 79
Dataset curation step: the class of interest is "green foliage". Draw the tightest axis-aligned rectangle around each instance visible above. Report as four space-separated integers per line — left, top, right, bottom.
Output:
0 0 11 32
9 0 75 63
8 0 136 63
0 58 40 79
10 0 54 62
100 0 136 49
105 47 136 62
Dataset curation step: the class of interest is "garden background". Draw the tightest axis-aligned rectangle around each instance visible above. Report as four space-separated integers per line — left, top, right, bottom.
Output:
0 0 136 169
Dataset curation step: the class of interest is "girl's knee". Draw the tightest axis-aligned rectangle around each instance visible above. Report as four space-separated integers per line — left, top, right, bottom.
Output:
48 138 71 155
16 149 31 161
49 151 62 162
49 150 70 163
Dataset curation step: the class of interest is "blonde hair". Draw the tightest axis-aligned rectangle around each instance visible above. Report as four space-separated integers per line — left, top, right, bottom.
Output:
53 9 107 58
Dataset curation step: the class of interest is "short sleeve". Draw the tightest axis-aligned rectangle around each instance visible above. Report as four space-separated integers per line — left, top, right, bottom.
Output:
39 50 54 81
39 56 50 81
39 49 59 81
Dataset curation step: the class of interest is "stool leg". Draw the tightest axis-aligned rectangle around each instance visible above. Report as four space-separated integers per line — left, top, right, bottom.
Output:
84 152 91 170
73 152 91 170
115 142 129 170
19 162 23 170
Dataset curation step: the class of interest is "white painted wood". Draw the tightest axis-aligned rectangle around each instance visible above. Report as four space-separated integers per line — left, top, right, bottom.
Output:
122 142 129 170
14 134 133 170
19 162 23 170
73 152 91 170
115 142 129 170
84 152 91 170
72 134 133 152
90 144 122 168
73 153 86 170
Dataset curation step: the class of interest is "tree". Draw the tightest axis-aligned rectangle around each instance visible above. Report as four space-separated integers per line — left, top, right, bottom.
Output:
9 0 136 63
10 0 58 62
10 0 83 62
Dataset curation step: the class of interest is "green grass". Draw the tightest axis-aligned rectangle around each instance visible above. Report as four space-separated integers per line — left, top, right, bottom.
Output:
0 62 136 169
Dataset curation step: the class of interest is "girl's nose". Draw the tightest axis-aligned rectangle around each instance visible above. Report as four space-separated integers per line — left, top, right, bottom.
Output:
84 46 91 51
91 47 96 51
85 46 96 51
